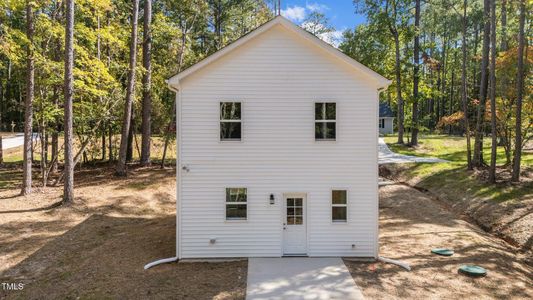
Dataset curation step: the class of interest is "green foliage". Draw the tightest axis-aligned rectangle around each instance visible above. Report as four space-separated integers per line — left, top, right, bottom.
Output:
0 0 273 156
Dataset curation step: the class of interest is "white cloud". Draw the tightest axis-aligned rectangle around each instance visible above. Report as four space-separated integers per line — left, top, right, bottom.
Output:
306 2 329 12
281 6 306 22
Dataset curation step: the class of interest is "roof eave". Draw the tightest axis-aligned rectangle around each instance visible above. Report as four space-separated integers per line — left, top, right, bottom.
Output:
167 16 392 90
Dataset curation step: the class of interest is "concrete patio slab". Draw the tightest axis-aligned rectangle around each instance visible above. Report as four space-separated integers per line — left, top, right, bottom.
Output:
246 257 364 300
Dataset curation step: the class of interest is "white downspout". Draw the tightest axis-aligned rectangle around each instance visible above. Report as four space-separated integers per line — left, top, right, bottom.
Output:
375 85 410 272
144 257 178 270
144 81 181 270
378 256 411 271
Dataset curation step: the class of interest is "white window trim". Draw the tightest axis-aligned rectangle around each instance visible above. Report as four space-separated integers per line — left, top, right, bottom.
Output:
225 187 248 221
379 118 385 129
220 101 242 142
315 102 336 141
331 189 348 223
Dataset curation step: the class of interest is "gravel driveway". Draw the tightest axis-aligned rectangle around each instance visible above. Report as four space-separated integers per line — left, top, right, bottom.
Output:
1 133 37 150
378 138 447 164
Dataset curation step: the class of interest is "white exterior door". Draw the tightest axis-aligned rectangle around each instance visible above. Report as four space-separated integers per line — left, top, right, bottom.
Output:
283 194 307 255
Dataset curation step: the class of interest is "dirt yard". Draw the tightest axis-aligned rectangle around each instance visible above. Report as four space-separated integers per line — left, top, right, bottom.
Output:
0 166 246 300
0 166 531 299
345 184 532 299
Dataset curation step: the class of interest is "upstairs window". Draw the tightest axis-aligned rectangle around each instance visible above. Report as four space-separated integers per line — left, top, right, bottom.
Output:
220 102 241 140
315 103 336 140
332 190 347 222
226 188 247 220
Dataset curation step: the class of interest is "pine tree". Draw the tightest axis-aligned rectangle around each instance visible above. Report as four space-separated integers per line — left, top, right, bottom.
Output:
140 0 152 166
63 0 75 202
116 0 140 176
21 0 35 196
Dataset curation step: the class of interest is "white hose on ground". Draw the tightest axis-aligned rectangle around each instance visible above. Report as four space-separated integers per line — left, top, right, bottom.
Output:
378 256 411 271
144 257 178 270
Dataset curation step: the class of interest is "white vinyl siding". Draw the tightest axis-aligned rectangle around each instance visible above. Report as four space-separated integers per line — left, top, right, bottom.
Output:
379 117 394 134
177 25 379 258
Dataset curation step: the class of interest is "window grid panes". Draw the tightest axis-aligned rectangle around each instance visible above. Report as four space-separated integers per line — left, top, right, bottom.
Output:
332 190 347 222
315 103 336 140
220 102 241 140
226 188 247 220
286 198 303 225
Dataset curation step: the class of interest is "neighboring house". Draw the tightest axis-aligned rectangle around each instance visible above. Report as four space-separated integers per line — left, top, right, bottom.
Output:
167 16 390 259
379 102 395 135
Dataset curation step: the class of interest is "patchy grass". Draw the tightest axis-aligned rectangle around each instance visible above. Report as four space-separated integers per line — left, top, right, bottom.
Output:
381 134 533 251
383 134 533 203
384 134 533 166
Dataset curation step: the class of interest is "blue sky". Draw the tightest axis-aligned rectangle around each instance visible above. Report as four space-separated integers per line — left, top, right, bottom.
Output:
280 1 367 31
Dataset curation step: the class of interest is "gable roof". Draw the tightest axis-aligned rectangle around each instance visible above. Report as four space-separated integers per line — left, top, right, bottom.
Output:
167 16 391 89
379 102 395 118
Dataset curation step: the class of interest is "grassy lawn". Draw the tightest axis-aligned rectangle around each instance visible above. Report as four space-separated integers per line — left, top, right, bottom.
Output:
382 134 533 203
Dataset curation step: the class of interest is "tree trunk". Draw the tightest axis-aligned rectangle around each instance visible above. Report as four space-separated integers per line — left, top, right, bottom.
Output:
51 129 58 173
126 113 134 162
473 0 491 167
393 31 404 144
101 124 106 160
472 24 480 98
21 1 35 196
461 0 472 170
410 0 420 146
440 31 448 124
0 137 3 165
116 0 140 176
63 0 75 203
140 0 152 166
488 0 497 183
500 0 507 51
40 126 48 187
108 123 113 161
51 87 59 173
161 100 175 169
511 0 526 182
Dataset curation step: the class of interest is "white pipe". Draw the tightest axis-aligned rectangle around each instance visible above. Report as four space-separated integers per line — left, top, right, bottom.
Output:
378 256 411 271
144 257 178 270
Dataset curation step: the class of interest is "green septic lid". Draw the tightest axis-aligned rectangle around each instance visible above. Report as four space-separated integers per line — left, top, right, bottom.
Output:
459 265 487 277
431 248 454 256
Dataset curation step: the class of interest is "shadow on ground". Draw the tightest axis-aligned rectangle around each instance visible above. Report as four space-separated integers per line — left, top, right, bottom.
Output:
344 184 532 299
0 215 247 300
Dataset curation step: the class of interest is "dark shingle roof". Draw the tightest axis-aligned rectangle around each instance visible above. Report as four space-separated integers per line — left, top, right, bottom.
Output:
379 102 395 118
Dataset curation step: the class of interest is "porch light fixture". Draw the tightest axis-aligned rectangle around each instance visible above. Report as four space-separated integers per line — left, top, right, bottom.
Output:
270 194 275 205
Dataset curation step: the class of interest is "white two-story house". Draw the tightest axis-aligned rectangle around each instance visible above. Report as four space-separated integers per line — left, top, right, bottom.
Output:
166 16 390 259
